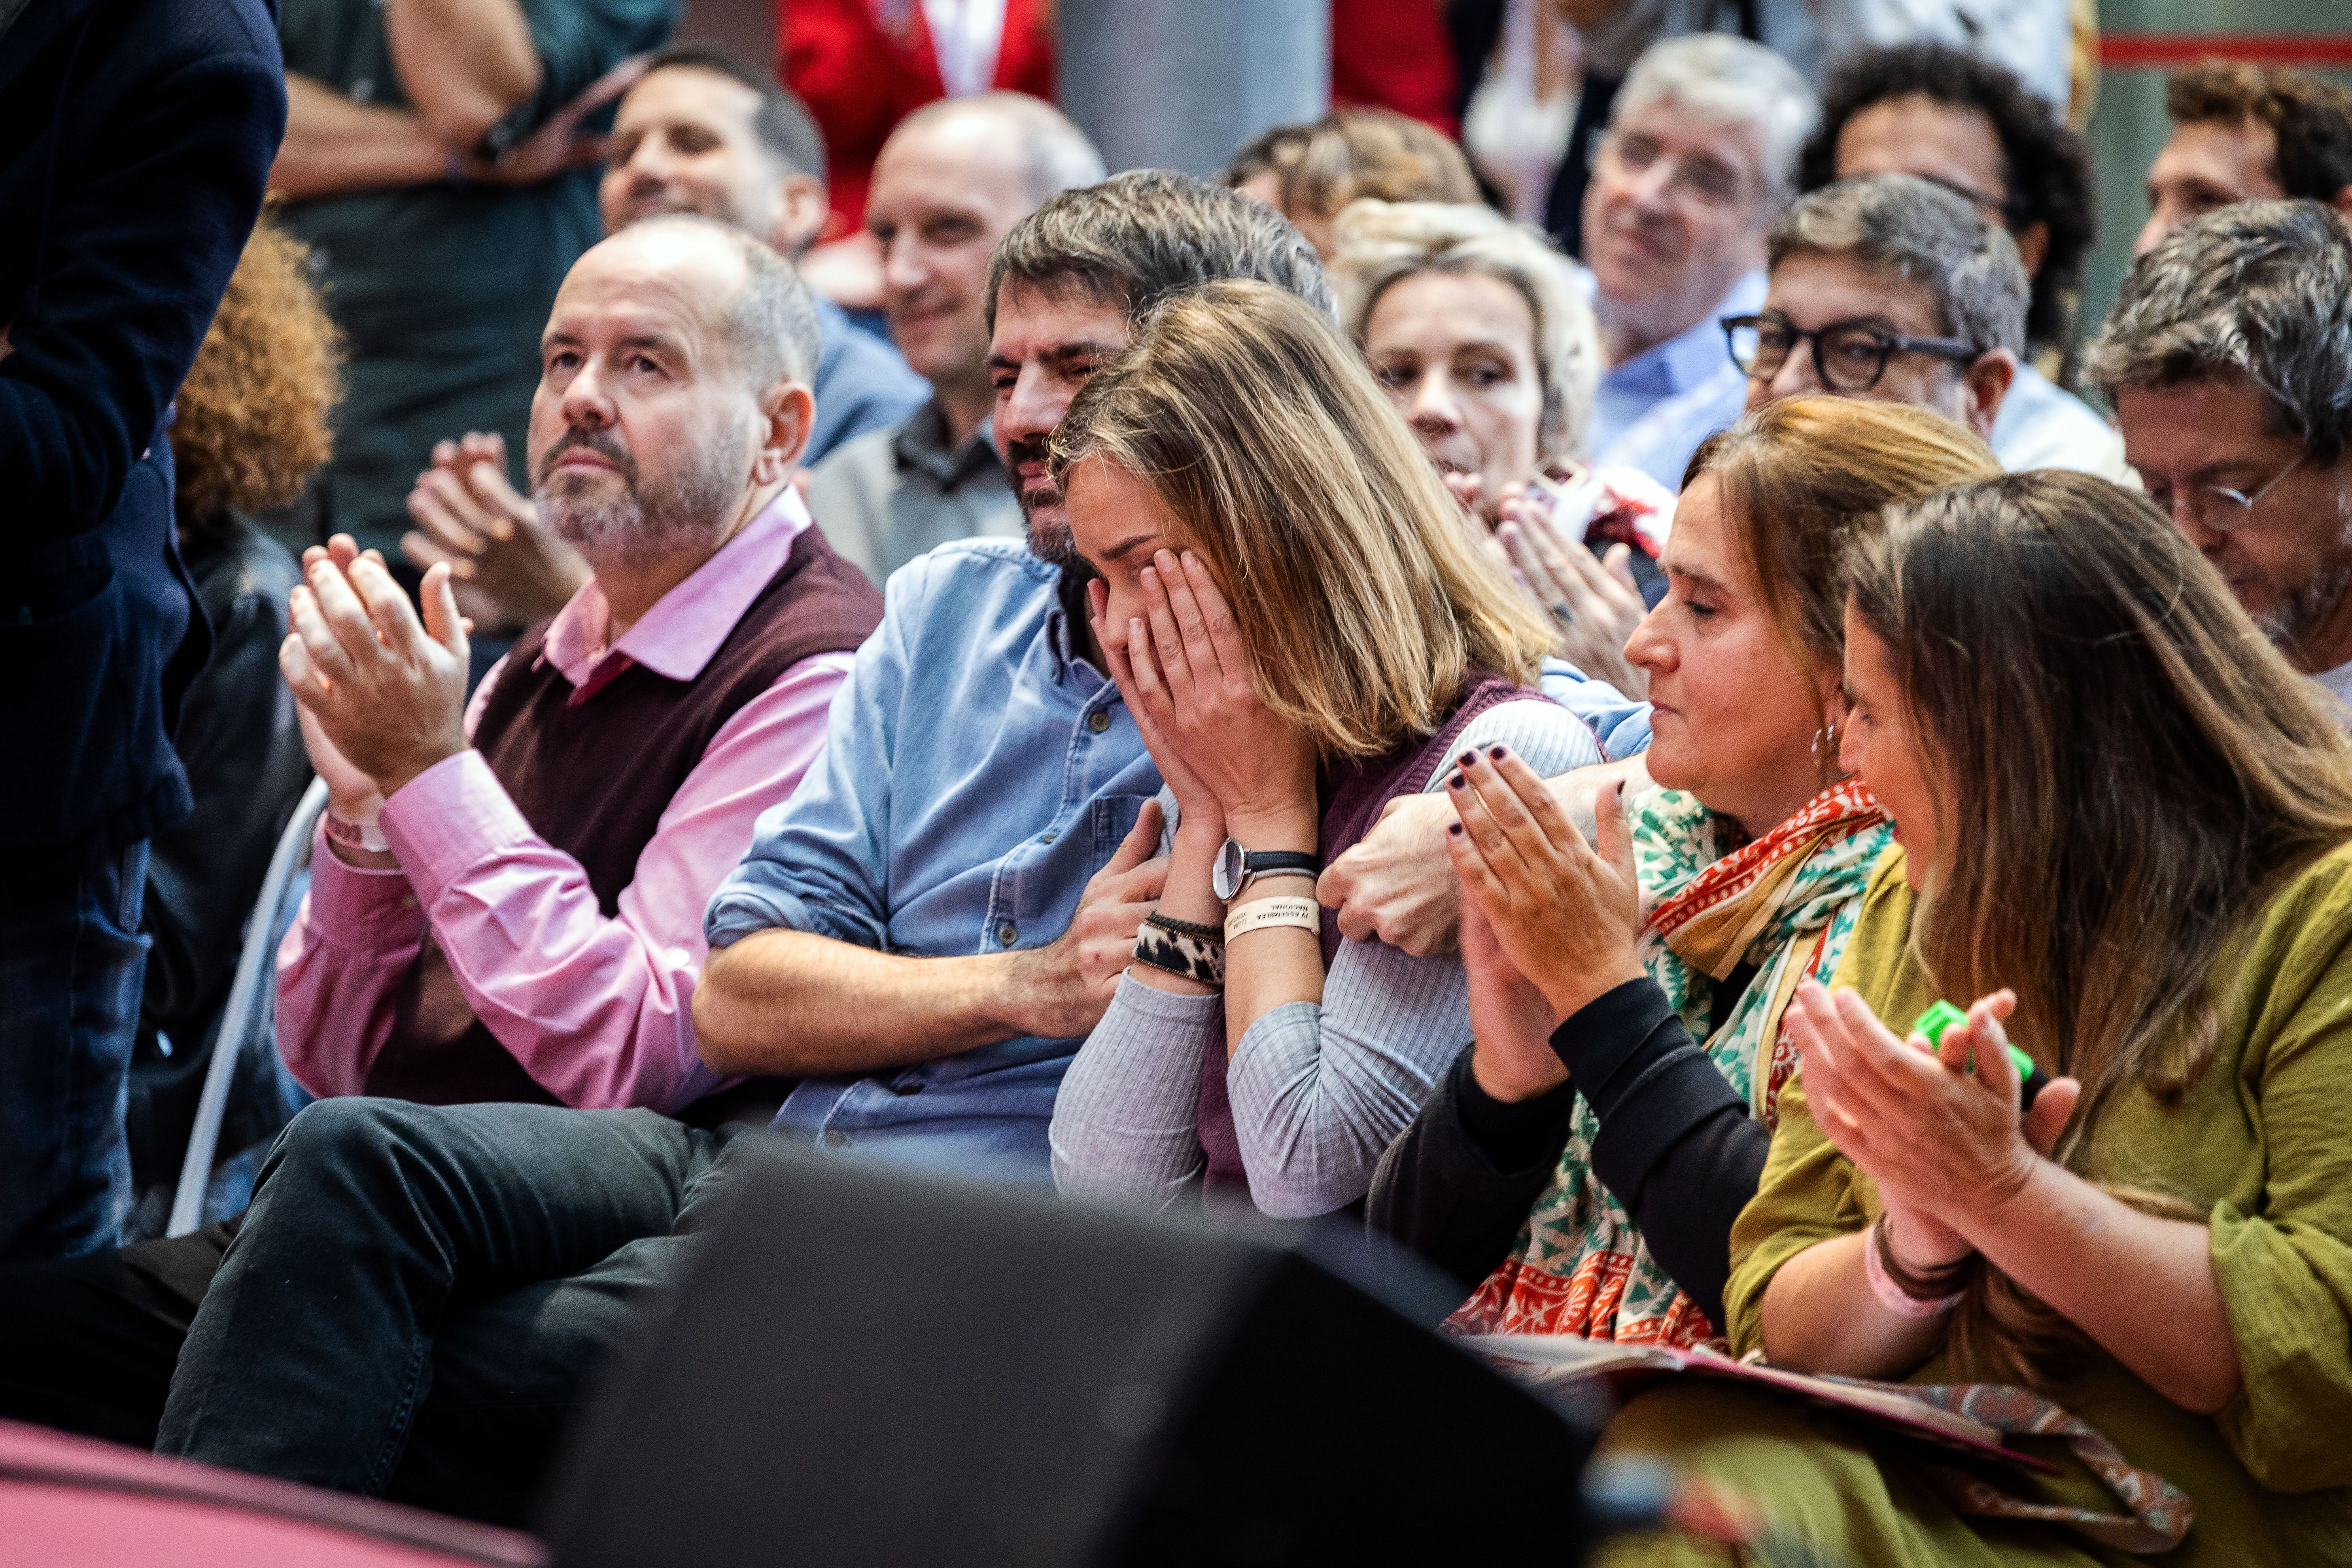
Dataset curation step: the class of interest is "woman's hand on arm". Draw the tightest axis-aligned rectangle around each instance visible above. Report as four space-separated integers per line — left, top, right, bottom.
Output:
1317 756 1644 957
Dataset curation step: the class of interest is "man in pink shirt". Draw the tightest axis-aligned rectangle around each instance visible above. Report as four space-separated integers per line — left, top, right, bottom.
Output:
278 212 879 1118
0 211 879 1453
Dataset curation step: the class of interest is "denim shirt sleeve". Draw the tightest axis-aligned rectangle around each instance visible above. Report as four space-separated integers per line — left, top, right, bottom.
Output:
1538 657 1652 760
702 557 920 953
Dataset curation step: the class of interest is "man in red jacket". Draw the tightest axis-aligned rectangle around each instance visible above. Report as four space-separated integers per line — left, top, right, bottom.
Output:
781 0 1057 235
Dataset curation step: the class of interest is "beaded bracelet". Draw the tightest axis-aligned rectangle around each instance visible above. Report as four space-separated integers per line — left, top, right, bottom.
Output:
1863 1212 1968 1317
1132 910 1225 986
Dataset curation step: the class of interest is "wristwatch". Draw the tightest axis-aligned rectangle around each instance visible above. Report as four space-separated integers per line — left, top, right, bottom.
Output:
1212 839 1320 901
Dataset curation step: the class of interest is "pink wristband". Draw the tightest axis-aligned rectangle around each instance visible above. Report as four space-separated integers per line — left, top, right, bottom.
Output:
1863 1220 1966 1318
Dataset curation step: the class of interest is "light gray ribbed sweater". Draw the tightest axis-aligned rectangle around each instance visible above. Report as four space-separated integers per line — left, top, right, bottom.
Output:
1048 700 1603 1218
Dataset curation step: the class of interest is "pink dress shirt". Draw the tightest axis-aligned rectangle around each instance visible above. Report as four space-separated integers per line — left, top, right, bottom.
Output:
275 492 857 1114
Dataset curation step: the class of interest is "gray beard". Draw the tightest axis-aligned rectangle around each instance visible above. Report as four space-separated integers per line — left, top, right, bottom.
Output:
2255 488 2352 656
2258 552 2352 653
537 426 749 568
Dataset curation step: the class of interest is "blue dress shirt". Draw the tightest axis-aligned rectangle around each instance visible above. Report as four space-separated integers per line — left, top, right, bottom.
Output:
704 541 1652 1179
1587 271 1764 493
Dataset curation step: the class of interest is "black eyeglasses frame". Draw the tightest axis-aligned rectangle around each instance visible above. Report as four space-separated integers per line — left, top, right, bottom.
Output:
1720 311 1983 393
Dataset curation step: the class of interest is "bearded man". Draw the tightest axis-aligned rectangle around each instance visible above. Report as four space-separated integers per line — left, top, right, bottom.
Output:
272 212 881 1115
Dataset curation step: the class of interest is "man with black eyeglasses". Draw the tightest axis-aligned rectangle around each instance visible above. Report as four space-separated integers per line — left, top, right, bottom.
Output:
1724 172 2023 445
2089 200 2352 713
1798 43 2125 480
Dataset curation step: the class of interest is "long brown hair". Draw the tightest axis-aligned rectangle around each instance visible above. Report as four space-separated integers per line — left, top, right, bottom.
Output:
1847 471 2352 1383
1687 397 2001 770
1049 279 1558 759
170 217 342 535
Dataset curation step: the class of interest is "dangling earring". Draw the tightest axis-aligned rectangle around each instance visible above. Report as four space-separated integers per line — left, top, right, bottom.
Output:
1811 720 1837 762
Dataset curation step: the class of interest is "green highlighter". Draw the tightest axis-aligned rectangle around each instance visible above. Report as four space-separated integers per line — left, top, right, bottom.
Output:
1914 1000 2050 1112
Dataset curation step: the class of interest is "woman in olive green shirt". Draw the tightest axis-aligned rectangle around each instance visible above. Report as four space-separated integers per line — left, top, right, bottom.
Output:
1596 473 2352 1566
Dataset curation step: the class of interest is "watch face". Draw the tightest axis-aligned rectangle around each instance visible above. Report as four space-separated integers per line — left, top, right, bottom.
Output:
1212 837 1247 901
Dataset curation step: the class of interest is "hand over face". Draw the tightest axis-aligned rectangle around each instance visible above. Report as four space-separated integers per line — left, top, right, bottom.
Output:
1446 745 1646 1022
1788 982 2082 1264
405 431 590 630
1014 800 1169 1039
279 538 471 799
1097 550 1315 834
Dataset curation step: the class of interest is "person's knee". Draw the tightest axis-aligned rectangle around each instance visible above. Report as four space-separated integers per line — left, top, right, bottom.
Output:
250 1098 452 1221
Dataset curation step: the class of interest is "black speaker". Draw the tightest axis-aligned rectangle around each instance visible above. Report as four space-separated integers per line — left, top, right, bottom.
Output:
541 1136 1598 1568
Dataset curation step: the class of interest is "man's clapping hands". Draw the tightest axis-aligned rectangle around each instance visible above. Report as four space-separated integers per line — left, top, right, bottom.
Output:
280 538 473 817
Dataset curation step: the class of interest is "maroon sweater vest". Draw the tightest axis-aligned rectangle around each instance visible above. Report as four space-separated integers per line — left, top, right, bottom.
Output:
363 524 883 1109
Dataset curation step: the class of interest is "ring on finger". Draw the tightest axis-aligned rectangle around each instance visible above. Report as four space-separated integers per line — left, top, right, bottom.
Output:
1548 600 1575 627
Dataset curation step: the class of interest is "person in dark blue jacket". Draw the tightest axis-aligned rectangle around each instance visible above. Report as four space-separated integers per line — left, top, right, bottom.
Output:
0 0 287 1262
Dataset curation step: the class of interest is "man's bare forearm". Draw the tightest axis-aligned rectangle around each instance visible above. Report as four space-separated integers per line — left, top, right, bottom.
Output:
694 929 1038 1076
271 74 448 200
385 0 542 149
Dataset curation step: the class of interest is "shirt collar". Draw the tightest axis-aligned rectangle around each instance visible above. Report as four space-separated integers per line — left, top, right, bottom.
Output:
894 399 1003 484
537 488 814 692
1603 270 1765 395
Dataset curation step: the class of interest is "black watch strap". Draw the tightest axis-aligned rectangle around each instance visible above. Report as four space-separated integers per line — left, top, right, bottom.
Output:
1243 851 1320 879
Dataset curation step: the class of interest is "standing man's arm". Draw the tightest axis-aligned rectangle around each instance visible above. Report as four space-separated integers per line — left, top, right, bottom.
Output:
382 0 543 151
269 74 449 202
2 17 285 535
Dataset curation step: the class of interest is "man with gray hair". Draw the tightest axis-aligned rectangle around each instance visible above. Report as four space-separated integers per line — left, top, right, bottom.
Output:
270 210 883 1115
1582 34 1818 490
2089 199 2352 707
808 92 1105 584
1730 172 2025 443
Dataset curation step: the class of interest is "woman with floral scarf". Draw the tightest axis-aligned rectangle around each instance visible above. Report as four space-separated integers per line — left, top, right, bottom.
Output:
1369 396 2002 1348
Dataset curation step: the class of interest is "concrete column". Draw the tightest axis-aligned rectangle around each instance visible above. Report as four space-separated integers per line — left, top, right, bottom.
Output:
1057 0 1329 180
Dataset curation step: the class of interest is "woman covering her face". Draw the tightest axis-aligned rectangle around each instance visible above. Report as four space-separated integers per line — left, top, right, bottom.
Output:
1371 397 2003 1349
1330 198 1671 699
1598 473 2352 1566
1043 281 1603 1220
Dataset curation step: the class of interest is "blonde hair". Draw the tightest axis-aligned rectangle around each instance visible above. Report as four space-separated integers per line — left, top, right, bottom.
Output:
1279 108 1480 220
1329 197 1600 459
1051 280 1558 760
1686 397 2001 765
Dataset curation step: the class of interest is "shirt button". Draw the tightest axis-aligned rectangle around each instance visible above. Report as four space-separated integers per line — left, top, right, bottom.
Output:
1041 830 1057 844
892 1077 923 1096
821 1129 849 1149
1087 709 1110 734
998 922 1019 946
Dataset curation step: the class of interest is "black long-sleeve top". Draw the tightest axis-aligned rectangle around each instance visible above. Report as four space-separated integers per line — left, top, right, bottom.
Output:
1366 974 1772 1333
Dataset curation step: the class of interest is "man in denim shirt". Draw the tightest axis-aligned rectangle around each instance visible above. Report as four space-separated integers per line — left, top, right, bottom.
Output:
146 172 1340 1523
692 172 1656 1173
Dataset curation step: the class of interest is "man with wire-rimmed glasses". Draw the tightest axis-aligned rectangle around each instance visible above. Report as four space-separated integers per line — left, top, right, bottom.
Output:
2090 199 2352 713
1724 172 2024 444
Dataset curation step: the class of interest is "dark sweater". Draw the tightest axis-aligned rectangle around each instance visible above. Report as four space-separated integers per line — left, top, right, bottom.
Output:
1367 976 1773 1333
363 525 883 1111
0 0 286 853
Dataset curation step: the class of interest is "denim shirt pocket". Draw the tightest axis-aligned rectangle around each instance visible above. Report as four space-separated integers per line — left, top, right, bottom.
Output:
1089 793 1154 864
